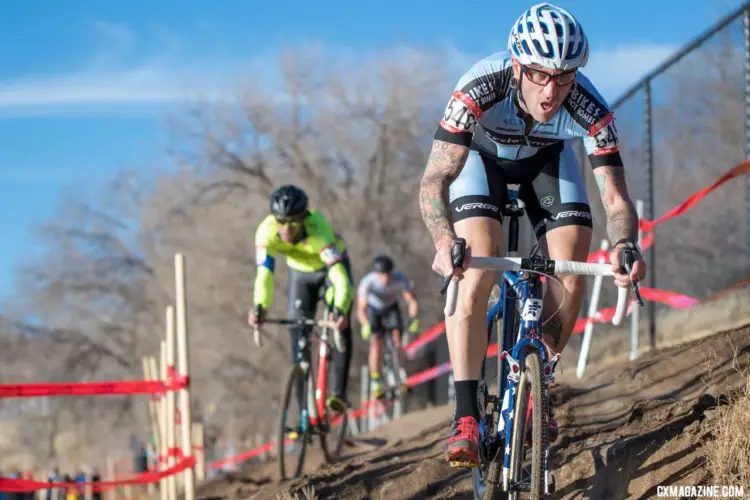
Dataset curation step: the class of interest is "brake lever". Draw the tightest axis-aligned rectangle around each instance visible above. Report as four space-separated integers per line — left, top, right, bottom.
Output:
619 247 645 307
440 238 467 296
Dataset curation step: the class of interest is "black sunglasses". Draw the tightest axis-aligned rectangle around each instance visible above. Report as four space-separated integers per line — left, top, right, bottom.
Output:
521 65 577 86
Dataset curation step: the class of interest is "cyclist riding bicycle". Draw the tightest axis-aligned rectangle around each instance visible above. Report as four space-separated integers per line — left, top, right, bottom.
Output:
356 254 420 399
248 184 354 415
418 3 647 468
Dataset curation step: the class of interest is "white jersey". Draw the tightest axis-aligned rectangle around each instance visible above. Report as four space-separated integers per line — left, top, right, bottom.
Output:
357 271 413 310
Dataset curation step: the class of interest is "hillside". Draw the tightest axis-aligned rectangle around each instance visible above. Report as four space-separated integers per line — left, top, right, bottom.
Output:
194 319 750 499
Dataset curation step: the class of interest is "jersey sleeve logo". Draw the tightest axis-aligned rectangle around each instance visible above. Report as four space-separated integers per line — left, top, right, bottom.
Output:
589 112 619 155
320 244 342 266
440 93 478 133
255 247 267 266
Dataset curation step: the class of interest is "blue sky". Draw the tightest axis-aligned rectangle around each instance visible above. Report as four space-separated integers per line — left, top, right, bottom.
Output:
0 0 745 298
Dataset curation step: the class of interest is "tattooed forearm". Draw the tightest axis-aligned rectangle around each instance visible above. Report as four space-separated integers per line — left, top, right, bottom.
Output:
594 171 606 198
595 166 638 245
606 207 638 244
419 140 469 246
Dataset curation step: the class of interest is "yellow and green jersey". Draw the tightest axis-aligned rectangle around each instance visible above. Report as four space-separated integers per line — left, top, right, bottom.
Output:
253 210 353 311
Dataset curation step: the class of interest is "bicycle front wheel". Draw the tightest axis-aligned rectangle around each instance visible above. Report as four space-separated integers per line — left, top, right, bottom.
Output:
321 407 348 463
508 350 546 499
526 351 547 498
277 364 308 481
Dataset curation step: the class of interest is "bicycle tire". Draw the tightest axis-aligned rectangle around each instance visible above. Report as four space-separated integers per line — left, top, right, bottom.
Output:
526 351 547 499
508 351 545 500
277 364 308 481
316 305 349 464
390 341 410 415
508 352 530 500
317 380 348 464
321 408 348 462
382 365 397 421
380 334 406 421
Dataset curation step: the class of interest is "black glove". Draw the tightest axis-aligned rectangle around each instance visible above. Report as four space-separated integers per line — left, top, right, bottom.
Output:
614 239 641 275
252 304 265 324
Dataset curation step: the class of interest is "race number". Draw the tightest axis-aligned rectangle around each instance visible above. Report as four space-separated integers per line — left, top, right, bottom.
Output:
590 113 619 154
441 95 477 133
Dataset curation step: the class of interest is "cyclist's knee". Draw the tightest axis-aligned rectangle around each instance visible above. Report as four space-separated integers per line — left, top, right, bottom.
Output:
560 273 585 293
540 224 592 261
456 268 497 309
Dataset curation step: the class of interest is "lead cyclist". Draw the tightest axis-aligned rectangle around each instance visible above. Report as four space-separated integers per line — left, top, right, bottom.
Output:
418 2 647 468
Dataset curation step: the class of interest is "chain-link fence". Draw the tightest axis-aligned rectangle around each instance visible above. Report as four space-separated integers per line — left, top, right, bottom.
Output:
599 3 750 348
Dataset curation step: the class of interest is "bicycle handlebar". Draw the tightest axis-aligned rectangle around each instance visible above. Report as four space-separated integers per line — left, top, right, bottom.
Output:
443 254 638 327
251 318 343 352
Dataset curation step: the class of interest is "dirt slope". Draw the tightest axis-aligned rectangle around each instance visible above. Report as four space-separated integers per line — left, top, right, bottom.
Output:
197 325 750 499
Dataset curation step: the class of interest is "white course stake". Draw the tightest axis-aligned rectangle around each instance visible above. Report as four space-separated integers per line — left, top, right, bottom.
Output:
576 239 610 379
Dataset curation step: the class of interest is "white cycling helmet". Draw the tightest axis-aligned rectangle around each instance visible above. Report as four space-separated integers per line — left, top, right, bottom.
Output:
508 3 589 70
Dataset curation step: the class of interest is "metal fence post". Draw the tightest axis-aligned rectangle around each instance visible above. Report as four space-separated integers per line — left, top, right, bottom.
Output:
632 200 644 361
643 80 656 350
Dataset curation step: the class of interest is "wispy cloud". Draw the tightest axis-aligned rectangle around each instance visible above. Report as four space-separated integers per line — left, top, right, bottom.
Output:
584 43 678 102
1 66 186 107
0 19 677 117
0 21 245 115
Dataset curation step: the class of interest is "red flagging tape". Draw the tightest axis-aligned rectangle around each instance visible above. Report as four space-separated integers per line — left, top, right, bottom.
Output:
0 456 195 492
206 398 394 471
639 161 750 232
587 160 750 263
208 439 284 470
403 322 446 358
638 287 700 309
405 362 452 387
0 374 187 398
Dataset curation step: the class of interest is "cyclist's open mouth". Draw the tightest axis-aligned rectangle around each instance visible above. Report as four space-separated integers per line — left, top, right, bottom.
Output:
540 101 553 112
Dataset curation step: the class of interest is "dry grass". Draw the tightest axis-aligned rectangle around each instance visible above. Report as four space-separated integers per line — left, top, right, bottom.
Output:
276 485 318 500
704 339 750 485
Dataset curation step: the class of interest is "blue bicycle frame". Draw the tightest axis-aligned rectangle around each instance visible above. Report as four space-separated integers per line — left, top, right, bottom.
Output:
479 253 559 493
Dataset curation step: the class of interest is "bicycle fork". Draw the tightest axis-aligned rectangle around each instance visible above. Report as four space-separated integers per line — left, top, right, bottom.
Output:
498 345 559 495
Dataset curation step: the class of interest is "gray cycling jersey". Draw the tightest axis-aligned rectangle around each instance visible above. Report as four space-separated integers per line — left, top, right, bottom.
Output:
436 50 623 169
357 271 413 310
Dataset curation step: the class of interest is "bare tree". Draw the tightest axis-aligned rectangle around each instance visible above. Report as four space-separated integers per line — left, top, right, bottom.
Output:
650 34 748 297
139 46 453 440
